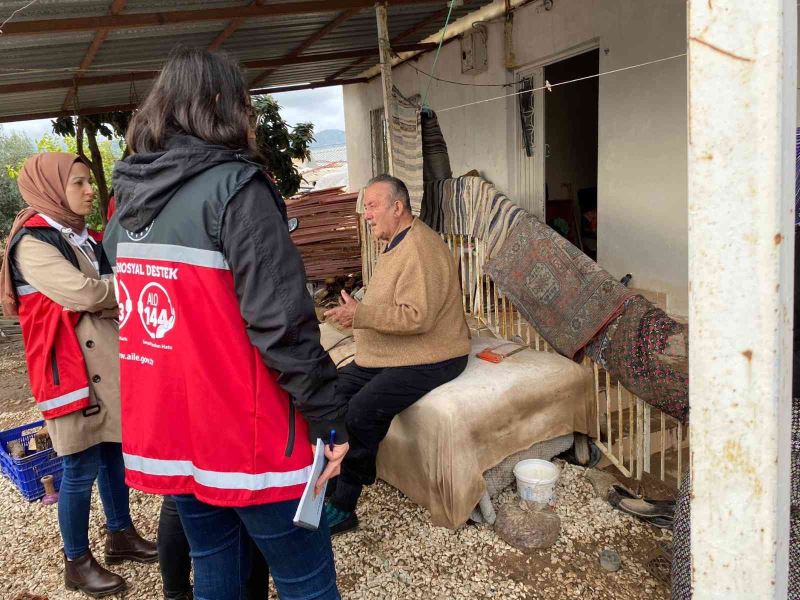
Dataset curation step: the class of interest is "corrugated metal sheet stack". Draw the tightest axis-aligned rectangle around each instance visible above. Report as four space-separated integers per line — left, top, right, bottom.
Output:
286 187 361 281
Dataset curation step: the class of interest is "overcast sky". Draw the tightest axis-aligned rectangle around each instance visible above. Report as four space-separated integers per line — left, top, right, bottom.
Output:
2 86 346 141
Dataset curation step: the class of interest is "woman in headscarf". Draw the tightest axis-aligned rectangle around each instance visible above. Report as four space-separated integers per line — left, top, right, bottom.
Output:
0 153 157 597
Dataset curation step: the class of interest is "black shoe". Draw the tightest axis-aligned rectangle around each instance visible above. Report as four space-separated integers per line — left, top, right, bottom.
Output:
323 501 359 536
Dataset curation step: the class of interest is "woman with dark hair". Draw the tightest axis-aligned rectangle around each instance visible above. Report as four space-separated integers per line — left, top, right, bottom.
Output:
106 192 267 600
103 46 348 600
0 153 157 598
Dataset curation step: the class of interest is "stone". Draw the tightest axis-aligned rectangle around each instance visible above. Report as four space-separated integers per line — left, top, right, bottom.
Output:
494 501 561 552
599 548 622 572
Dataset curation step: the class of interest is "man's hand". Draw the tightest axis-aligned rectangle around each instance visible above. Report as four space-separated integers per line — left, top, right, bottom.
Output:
323 290 358 329
314 442 349 496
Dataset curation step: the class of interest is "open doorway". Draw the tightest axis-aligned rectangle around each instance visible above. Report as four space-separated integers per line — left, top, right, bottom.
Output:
544 50 599 259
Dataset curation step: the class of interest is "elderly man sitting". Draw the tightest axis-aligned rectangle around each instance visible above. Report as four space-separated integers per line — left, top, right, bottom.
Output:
323 174 470 534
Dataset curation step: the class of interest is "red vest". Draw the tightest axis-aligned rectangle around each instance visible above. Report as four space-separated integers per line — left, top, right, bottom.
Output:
9 215 107 419
104 163 313 507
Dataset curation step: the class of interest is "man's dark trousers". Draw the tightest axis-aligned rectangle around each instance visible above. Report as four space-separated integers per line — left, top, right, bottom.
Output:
330 355 468 512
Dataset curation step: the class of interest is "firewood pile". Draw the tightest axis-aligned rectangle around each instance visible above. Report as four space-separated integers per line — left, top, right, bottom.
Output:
286 187 361 281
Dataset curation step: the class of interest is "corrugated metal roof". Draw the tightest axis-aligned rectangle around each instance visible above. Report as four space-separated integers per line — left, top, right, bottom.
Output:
0 0 493 122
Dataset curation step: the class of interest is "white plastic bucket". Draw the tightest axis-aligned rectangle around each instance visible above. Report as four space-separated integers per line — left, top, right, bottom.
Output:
513 459 560 504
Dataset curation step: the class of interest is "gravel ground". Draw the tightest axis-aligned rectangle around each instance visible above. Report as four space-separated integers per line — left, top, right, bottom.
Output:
0 341 671 600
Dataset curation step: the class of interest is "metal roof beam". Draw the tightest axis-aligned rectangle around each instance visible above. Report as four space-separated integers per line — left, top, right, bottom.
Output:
248 8 360 89
0 103 139 124
61 0 128 111
0 0 443 36
244 44 435 69
207 0 264 52
250 78 369 95
61 0 262 106
0 76 370 122
0 44 435 95
325 6 447 82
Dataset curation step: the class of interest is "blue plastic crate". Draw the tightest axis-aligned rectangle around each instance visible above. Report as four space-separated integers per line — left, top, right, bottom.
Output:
0 420 63 501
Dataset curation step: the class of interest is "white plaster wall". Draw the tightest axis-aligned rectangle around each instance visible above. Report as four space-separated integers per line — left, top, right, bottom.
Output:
344 19 513 191
344 0 689 315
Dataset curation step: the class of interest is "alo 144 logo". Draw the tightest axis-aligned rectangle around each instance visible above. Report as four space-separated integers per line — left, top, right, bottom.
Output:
115 279 133 329
137 282 176 339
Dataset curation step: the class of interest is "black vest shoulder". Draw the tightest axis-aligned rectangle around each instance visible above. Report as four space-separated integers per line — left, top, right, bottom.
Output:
9 225 112 288
104 160 262 264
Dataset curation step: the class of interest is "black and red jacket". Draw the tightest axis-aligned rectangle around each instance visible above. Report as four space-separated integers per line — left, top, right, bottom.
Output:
103 135 347 507
8 215 112 419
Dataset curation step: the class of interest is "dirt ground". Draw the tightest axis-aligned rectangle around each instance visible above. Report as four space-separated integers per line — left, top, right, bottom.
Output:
0 340 672 599
0 341 33 428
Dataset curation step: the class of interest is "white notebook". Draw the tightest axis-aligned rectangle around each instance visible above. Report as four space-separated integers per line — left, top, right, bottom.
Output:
292 439 328 530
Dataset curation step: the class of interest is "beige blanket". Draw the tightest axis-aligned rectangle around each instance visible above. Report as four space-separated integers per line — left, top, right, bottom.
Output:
318 326 592 529
377 338 591 528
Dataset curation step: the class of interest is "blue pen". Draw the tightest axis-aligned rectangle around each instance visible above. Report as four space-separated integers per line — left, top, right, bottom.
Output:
328 429 336 451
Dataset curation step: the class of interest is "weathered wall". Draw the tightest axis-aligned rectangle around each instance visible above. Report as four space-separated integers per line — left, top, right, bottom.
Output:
344 0 689 315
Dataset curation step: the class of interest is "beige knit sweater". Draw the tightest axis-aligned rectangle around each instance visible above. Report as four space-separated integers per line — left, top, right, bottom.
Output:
353 218 470 367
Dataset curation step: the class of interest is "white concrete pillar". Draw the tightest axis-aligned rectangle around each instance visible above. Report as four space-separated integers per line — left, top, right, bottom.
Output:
688 1 796 598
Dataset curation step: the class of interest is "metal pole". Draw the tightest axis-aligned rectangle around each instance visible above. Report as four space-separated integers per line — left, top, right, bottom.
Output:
375 1 395 175
688 1 796 597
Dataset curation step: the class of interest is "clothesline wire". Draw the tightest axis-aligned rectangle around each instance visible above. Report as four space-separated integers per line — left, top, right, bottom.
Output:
401 58 513 88
421 0 456 109
0 0 38 35
437 52 688 113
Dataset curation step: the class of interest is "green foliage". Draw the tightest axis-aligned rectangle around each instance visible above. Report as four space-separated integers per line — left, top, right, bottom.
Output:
252 95 314 198
5 134 62 180
1 127 121 234
0 127 35 238
52 113 131 226
51 112 131 142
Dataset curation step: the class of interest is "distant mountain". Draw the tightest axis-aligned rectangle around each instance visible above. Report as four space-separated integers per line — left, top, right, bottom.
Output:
311 129 346 147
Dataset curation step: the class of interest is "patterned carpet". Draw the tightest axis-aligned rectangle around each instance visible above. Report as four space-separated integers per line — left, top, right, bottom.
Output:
486 213 633 358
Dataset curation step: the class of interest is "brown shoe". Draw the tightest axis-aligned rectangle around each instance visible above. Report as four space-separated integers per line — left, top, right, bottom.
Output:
105 524 159 564
64 550 127 598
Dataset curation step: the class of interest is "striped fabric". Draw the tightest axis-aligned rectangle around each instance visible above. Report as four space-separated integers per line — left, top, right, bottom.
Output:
671 469 691 600
421 175 526 258
796 128 800 225
391 89 424 216
792 396 800 599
